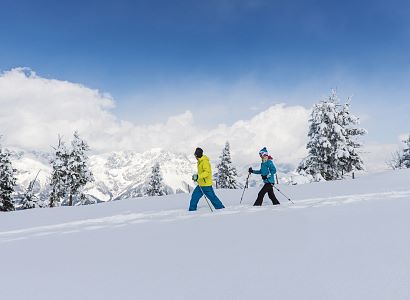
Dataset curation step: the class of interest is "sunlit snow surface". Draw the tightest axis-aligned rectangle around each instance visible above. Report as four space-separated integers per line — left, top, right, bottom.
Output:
1 169 410 300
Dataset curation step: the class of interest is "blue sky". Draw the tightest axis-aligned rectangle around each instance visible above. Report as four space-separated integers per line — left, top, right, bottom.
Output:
1 0 409 144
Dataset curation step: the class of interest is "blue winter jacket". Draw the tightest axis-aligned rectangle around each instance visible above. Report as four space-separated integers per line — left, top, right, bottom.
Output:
252 159 277 184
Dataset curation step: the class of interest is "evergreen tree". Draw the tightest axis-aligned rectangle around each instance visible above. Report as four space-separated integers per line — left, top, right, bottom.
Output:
298 90 366 180
0 140 17 212
49 132 94 207
21 171 43 209
402 134 410 168
49 137 70 207
216 141 238 189
146 162 166 196
67 131 94 206
338 102 367 175
298 91 343 180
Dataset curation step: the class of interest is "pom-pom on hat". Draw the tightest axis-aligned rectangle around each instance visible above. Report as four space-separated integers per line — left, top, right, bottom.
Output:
194 147 203 158
259 147 269 157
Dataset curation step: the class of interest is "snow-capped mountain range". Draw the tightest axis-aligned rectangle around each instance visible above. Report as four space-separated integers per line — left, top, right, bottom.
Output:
88 149 197 201
10 148 198 202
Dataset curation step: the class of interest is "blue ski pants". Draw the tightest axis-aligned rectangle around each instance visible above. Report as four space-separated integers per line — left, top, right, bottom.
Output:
189 186 225 211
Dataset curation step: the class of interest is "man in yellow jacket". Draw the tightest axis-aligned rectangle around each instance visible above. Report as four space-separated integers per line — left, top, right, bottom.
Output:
189 147 225 211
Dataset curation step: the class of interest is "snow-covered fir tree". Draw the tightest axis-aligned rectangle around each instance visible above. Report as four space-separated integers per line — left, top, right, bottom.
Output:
297 91 342 180
216 141 238 189
146 162 166 196
49 132 94 207
402 134 410 168
337 101 367 175
49 137 70 207
298 90 366 180
0 140 17 211
67 131 94 206
21 171 43 209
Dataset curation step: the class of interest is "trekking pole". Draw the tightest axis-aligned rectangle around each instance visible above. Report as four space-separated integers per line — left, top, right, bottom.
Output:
272 185 294 204
240 173 251 204
197 184 214 212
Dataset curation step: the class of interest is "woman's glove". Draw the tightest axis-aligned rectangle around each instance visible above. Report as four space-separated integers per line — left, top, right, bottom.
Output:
248 167 253 173
192 174 198 182
261 175 268 180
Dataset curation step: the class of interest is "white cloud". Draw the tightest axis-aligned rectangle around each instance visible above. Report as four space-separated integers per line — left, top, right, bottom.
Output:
0 68 118 151
3 67 394 173
199 104 310 166
0 68 312 169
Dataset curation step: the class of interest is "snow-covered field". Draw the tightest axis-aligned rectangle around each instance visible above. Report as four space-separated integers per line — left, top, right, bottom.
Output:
1 169 410 300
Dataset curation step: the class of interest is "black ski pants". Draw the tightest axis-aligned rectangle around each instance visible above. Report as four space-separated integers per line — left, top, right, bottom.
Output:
254 183 280 206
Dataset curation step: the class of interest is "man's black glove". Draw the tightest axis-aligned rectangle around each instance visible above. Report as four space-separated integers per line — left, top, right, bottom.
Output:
248 167 253 173
261 175 268 180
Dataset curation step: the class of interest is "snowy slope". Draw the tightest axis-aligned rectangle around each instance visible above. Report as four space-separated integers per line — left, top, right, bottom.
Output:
1 169 410 300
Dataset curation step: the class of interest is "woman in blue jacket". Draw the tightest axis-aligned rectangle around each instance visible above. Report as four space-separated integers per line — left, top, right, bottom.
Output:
249 147 280 206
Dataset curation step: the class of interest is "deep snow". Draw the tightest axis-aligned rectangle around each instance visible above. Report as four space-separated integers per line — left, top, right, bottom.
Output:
1 169 410 300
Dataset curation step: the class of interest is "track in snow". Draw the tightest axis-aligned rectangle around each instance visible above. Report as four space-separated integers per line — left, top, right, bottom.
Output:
2 189 409 244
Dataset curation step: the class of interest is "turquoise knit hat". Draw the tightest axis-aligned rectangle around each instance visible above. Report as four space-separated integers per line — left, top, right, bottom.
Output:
259 147 268 157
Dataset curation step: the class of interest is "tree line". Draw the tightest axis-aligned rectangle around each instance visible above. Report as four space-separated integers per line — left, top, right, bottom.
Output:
0 131 94 211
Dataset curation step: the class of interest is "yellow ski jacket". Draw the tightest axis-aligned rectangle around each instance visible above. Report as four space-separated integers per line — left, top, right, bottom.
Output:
197 155 213 186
